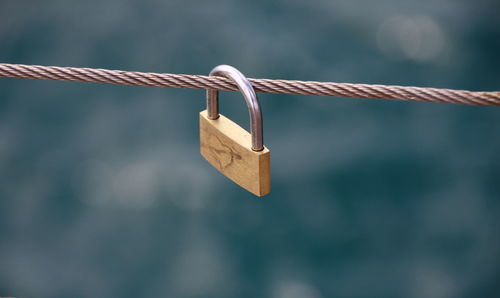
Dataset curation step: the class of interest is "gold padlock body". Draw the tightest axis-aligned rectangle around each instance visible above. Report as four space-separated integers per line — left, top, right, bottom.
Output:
199 110 270 196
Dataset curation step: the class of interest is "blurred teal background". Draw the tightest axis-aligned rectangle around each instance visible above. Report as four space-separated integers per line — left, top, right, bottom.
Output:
1 0 499 297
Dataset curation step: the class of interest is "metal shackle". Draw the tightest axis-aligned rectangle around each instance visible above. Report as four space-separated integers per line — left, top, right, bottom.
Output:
207 65 264 152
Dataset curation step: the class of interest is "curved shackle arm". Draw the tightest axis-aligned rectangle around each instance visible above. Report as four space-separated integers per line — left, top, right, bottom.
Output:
207 65 264 151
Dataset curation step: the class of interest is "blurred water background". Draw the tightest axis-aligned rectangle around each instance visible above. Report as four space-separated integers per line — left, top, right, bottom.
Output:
0 0 499 297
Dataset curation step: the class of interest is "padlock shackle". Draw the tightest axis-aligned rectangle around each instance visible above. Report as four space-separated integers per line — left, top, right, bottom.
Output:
207 65 264 152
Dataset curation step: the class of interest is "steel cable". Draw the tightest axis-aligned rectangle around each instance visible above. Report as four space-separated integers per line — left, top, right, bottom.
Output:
0 63 498 106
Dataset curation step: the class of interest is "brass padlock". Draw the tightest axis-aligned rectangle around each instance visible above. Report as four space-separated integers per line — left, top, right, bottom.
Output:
200 65 270 196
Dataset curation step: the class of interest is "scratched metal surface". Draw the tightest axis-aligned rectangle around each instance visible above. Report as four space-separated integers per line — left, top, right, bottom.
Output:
0 0 499 297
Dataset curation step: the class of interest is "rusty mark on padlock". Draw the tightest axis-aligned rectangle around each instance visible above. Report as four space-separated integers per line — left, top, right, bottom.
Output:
204 134 242 170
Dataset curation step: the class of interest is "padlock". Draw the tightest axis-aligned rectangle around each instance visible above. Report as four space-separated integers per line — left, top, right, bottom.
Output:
200 65 270 196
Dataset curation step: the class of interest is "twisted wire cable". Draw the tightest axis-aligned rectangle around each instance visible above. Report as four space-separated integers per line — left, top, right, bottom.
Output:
0 63 498 106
